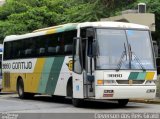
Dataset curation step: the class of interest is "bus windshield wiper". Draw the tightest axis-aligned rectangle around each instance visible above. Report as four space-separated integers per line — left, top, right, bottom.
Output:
116 43 127 71
129 44 146 71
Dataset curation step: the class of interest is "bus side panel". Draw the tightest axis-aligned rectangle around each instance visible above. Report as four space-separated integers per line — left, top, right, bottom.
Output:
24 58 45 93
3 56 71 96
2 73 25 92
38 57 55 94
28 57 66 95
2 59 38 92
54 56 73 96
37 56 71 96
2 73 16 92
44 56 65 95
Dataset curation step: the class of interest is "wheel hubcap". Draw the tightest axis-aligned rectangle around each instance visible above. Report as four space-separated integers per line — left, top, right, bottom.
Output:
18 85 23 96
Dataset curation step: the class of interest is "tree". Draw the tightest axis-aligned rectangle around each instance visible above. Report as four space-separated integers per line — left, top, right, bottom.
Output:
0 0 160 43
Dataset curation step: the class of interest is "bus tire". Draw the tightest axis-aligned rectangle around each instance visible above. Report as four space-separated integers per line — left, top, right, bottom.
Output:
17 79 25 99
118 99 129 107
72 98 83 107
17 79 34 99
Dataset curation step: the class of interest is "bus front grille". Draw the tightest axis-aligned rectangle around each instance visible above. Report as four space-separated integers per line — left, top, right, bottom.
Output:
116 80 145 84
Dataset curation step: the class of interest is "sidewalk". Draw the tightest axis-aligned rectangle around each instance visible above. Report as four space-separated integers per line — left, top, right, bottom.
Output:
130 98 160 104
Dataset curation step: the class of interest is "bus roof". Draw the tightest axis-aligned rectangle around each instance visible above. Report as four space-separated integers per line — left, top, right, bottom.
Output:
4 21 149 42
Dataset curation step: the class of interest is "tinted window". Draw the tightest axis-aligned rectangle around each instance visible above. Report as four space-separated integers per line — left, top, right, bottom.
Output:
47 33 62 55
12 40 24 58
63 30 77 55
4 42 12 60
3 30 77 60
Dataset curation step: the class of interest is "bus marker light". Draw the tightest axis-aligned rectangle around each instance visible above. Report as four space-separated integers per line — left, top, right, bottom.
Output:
97 80 103 85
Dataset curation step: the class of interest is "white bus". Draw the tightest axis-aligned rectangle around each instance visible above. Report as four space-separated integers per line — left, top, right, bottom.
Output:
0 44 3 92
2 22 157 107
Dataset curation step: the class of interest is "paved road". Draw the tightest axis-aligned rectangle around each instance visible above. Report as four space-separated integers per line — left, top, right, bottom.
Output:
0 93 160 113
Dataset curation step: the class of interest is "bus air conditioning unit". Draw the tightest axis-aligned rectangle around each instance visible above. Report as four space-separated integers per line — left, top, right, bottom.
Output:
138 3 146 13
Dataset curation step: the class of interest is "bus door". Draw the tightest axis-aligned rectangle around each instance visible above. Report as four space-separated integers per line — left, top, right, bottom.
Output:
82 28 95 98
72 28 95 99
72 36 84 99
85 28 96 98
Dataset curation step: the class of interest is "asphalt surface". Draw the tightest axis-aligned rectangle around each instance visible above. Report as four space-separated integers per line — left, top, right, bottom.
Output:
0 93 160 113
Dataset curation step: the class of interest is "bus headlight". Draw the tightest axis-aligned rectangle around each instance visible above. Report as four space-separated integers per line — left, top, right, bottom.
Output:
104 80 117 85
146 89 155 93
97 80 117 85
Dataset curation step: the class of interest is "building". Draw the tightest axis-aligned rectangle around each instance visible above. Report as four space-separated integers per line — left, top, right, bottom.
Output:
101 3 155 32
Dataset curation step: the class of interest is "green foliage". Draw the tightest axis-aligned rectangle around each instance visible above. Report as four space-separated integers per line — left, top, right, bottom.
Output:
0 0 159 43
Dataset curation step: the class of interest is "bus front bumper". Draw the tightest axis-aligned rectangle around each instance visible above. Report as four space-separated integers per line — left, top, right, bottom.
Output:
95 85 156 99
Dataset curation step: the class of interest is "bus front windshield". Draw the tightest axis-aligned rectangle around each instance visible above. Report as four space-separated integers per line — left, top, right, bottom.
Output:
96 29 155 70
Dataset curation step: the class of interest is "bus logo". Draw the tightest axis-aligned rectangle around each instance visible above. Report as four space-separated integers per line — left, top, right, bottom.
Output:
66 60 73 71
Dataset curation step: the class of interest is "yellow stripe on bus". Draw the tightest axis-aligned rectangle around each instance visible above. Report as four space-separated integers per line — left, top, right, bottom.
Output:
24 58 45 92
145 72 155 80
46 29 56 35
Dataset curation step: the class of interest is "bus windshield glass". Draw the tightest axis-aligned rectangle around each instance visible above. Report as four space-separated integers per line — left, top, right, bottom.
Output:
96 29 154 70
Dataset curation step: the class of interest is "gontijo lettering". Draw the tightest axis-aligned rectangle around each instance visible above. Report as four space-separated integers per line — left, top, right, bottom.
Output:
3 61 32 69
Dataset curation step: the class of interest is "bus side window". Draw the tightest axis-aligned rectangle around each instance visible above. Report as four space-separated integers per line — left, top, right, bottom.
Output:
39 48 45 55
46 33 60 56
64 44 73 54
56 46 60 54
18 50 25 58
63 30 77 55
4 42 12 60
34 36 47 57
48 47 56 54
25 49 32 55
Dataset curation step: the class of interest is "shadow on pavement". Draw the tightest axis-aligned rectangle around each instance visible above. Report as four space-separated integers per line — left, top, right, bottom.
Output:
82 101 142 109
11 95 143 109
0 92 16 95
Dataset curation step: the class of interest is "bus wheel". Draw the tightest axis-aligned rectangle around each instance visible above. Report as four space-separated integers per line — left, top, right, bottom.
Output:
17 79 25 99
72 98 83 107
17 79 34 99
118 99 129 107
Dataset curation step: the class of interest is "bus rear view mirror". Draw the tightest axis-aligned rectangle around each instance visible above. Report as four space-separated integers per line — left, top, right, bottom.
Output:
87 36 97 58
152 41 158 58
